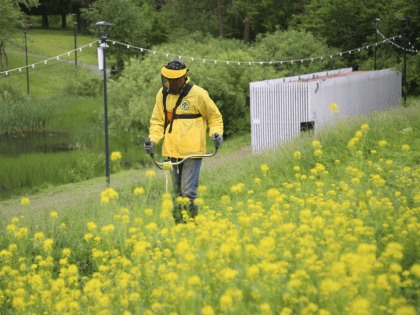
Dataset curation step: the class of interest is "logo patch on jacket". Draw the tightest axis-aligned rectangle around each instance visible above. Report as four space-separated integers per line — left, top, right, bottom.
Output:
180 100 190 111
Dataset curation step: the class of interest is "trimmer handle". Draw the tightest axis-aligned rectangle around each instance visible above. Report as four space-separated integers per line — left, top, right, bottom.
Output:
145 137 154 158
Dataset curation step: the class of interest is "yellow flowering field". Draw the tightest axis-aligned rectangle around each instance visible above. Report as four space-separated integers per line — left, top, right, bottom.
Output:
1 107 420 314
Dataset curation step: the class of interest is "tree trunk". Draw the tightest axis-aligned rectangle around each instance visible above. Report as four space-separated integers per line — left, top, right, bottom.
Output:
243 16 250 44
0 43 4 72
4 47 8 70
61 14 67 28
42 15 49 29
243 0 251 44
77 14 81 32
217 0 224 37
117 59 124 72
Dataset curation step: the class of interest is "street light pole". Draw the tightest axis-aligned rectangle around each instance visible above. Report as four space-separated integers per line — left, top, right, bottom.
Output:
23 26 29 95
399 17 410 107
96 21 112 187
374 18 380 71
72 14 78 77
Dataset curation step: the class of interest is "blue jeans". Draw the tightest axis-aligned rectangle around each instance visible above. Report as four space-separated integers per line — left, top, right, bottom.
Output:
171 158 202 223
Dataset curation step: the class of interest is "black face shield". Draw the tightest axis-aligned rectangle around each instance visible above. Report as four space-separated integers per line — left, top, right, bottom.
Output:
161 59 188 94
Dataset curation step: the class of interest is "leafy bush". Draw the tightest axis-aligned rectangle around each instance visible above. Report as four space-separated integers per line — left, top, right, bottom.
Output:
107 29 345 141
64 75 103 97
0 78 25 101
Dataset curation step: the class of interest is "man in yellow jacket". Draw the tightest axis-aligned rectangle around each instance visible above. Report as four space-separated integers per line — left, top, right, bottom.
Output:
145 59 224 224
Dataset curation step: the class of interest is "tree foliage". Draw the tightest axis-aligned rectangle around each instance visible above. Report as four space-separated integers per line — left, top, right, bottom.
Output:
81 0 168 70
106 29 345 145
160 0 302 44
0 0 38 71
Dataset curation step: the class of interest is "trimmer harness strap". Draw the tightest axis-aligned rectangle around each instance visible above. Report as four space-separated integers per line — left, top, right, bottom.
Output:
163 83 201 134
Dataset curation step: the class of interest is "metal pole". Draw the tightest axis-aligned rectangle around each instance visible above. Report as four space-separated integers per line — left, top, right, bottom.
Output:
403 25 407 106
74 20 78 77
102 40 110 186
399 17 410 107
24 32 29 95
374 18 380 71
374 25 378 71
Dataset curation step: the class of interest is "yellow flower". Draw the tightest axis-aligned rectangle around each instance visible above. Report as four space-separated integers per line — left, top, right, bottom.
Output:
34 232 45 241
101 188 119 200
361 124 369 132
101 224 115 234
146 170 156 179
259 303 272 315
293 151 301 159
410 264 420 278
144 209 153 216
314 149 323 156
50 211 58 218
261 164 269 174
379 140 388 147
402 144 410 151
187 275 201 286
255 178 261 184
110 151 122 161
134 187 145 195
202 305 214 315
163 162 172 170
329 102 339 113
221 195 230 204
62 248 71 257
351 297 370 315
84 233 93 241
60 223 66 229
87 222 97 230
194 198 204 206
370 150 377 155
312 140 322 149
335 160 341 165
101 196 110 204
43 239 53 253
220 294 233 312
146 223 158 232
21 197 30 205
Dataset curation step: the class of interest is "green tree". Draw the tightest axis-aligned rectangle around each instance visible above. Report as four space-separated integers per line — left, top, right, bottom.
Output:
229 0 303 44
160 0 303 44
81 0 152 70
292 0 389 61
0 0 38 72
391 0 420 95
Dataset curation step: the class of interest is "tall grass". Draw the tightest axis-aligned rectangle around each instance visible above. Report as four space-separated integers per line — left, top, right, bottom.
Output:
1 103 420 314
0 150 106 199
0 97 68 134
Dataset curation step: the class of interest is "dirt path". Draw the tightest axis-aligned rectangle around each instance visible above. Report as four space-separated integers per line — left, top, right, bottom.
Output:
0 146 253 222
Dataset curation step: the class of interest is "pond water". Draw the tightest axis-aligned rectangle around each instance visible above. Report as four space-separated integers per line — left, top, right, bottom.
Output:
0 131 72 157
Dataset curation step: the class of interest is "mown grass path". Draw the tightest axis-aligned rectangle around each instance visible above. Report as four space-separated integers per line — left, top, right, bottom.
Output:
0 145 252 227
5 50 107 76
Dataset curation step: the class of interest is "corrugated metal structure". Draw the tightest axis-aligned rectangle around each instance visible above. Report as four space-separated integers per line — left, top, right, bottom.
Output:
250 68 402 154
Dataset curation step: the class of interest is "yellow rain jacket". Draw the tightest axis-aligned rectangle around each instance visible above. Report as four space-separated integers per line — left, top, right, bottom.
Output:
148 80 223 158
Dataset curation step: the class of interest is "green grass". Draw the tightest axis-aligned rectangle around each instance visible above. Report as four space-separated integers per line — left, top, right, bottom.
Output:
2 52 103 98
7 27 116 66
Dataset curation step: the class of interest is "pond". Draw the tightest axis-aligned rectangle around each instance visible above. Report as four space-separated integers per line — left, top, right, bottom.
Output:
0 131 72 157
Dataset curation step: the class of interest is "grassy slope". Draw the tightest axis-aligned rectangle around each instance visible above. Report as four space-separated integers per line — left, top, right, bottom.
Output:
1 99 418 228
